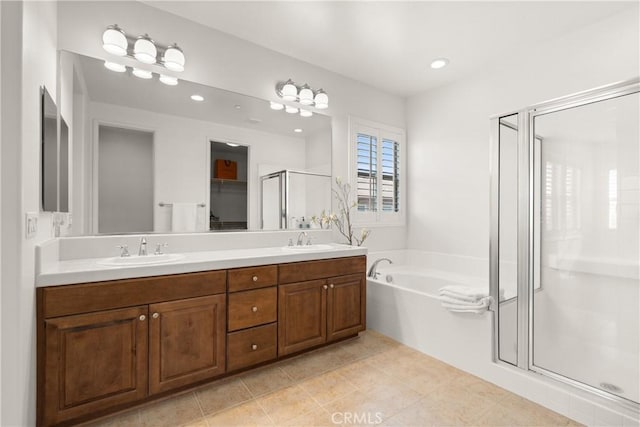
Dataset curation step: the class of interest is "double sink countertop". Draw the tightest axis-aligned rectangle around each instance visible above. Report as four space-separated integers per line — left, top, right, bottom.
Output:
36 243 367 287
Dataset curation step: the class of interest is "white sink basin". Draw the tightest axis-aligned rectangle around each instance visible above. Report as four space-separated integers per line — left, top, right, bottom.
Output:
282 244 334 251
97 253 186 267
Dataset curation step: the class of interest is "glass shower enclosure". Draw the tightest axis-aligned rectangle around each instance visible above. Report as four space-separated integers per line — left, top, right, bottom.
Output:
260 169 332 230
490 79 639 407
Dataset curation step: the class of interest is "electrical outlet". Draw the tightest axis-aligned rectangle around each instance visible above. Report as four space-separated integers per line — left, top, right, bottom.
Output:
26 212 38 239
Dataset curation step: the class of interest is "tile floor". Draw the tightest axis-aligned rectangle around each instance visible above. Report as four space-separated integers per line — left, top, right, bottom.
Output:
85 330 580 427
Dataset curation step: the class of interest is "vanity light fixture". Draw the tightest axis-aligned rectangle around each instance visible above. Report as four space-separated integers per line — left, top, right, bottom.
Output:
285 105 299 114
430 58 450 69
159 74 178 86
132 68 153 79
190 94 204 102
294 128 303 133
276 79 329 109
104 61 126 73
101 25 186 73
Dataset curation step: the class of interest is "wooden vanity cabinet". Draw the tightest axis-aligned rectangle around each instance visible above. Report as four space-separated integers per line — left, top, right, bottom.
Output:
278 256 366 356
37 271 227 427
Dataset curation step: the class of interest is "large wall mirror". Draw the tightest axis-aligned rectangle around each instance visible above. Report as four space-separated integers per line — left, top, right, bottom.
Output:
41 86 70 213
58 50 332 235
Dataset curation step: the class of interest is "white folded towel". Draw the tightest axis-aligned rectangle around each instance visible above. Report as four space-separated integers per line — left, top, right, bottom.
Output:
438 285 488 301
171 203 198 232
438 294 490 308
441 300 491 314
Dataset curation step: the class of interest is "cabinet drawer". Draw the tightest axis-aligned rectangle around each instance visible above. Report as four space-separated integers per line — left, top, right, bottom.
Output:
228 265 278 292
227 323 277 371
279 256 366 284
228 287 277 331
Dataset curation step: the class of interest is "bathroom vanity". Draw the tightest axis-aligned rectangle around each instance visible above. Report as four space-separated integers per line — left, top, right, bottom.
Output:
36 248 366 427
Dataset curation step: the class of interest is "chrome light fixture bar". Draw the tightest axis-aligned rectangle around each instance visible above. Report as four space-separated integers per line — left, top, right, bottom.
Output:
101 25 186 73
275 79 329 109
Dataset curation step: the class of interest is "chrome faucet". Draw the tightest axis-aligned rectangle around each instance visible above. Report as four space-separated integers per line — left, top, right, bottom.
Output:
296 231 308 246
367 258 393 278
138 237 148 256
117 244 130 257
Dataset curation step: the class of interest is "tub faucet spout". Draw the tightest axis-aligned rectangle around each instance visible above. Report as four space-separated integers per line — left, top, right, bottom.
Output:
368 258 393 278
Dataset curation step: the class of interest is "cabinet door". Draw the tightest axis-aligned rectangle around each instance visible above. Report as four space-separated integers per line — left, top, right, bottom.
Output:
43 306 148 426
149 294 226 394
278 279 327 356
327 273 366 341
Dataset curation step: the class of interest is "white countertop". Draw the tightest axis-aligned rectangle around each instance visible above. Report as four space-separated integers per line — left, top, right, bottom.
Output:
36 244 367 287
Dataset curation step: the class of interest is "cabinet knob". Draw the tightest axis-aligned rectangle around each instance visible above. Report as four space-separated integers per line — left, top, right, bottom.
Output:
252 276 258 282
323 285 328 290
251 344 258 351
252 306 258 312
152 312 159 319
139 315 146 321
329 284 335 289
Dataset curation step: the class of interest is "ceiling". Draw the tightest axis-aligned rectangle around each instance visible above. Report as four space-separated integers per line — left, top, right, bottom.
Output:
144 1 635 97
77 54 330 137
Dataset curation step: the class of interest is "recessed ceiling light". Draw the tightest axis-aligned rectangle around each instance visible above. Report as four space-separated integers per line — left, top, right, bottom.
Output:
270 101 284 110
190 94 204 102
226 142 240 147
294 128 303 133
159 75 178 86
299 109 313 118
104 61 126 73
234 105 242 110
132 68 153 79
430 58 450 69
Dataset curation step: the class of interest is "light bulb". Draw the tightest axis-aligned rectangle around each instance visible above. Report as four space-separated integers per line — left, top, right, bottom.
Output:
285 106 298 114
104 61 126 72
281 79 297 101
299 84 314 105
134 34 157 64
132 68 153 79
163 44 185 72
314 89 328 109
159 75 178 86
299 109 313 117
102 25 127 56
190 94 204 102
294 128 303 133
270 101 284 110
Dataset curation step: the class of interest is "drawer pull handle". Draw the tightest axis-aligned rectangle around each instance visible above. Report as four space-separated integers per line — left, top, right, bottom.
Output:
251 344 258 351
152 312 159 319
252 276 258 282
323 285 328 290
329 284 335 289
139 315 146 321
252 306 258 312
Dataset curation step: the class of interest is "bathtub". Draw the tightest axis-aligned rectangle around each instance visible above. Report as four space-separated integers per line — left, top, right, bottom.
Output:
366 255 494 372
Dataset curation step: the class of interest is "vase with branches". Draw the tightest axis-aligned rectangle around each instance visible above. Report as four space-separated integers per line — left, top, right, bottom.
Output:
312 177 370 246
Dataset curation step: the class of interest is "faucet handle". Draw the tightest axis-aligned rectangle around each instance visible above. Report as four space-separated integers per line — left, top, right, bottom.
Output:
287 238 294 247
306 237 313 246
116 244 130 257
154 243 168 255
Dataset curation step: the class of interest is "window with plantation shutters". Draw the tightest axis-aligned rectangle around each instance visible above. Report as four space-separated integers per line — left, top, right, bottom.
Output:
350 118 405 225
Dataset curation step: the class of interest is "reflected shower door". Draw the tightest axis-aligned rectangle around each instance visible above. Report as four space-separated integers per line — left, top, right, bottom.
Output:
532 92 639 404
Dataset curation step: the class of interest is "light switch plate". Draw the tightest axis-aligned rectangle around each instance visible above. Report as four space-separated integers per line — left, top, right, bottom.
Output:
26 212 38 239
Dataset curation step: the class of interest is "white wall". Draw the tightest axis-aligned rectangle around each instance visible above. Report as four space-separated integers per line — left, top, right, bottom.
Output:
406 7 639 259
57 0 407 251
0 1 58 426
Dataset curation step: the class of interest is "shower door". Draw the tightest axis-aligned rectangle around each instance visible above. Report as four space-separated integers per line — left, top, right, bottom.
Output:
491 79 640 406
